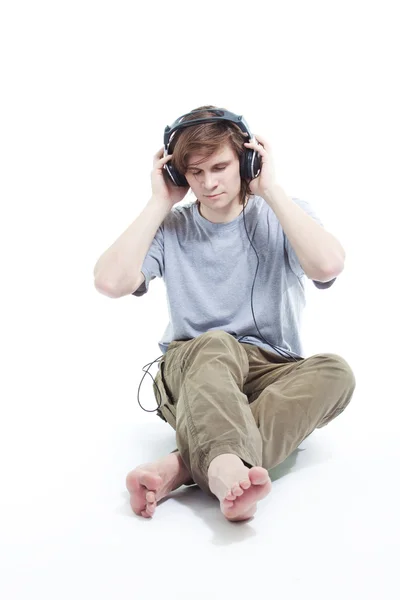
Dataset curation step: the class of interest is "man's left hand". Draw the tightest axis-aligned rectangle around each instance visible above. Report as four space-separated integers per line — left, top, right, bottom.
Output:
244 133 277 198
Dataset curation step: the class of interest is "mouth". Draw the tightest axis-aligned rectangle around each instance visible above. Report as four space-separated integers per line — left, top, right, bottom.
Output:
206 193 223 199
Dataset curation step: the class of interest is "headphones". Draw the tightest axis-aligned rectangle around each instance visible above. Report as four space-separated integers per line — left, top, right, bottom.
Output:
137 108 302 416
163 108 262 186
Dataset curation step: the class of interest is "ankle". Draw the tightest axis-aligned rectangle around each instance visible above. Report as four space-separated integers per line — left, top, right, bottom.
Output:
174 452 192 486
160 451 192 489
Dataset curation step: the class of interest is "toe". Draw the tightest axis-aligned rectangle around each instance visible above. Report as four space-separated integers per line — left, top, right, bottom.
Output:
146 491 156 503
232 484 244 496
146 502 156 514
249 467 270 485
139 472 163 489
225 491 236 501
240 479 251 490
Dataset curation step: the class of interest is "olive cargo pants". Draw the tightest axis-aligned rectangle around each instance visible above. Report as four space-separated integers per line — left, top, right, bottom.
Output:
152 330 356 496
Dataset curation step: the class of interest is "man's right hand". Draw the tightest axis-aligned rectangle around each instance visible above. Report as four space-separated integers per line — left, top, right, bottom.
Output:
151 147 190 209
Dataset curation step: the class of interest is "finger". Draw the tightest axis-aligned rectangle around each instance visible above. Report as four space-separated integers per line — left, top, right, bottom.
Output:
155 147 171 160
245 134 260 143
246 132 263 143
155 153 172 166
253 137 264 148
244 139 266 152
254 134 269 148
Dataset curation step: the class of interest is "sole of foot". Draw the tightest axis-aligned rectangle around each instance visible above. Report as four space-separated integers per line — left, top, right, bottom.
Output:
209 458 272 522
222 467 272 521
126 452 190 518
126 469 164 518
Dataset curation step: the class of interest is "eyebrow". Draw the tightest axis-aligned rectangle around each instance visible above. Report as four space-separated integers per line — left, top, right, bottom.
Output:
187 160 231 170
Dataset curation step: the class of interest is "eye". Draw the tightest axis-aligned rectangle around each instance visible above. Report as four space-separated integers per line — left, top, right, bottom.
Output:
191 166 226 175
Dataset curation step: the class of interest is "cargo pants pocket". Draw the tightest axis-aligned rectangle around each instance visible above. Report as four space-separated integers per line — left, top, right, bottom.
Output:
152 362 177 430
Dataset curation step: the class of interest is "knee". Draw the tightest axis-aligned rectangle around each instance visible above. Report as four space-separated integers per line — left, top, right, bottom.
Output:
197 329 241 350
196 330 248 369
315 353 356 391
198 330 237 346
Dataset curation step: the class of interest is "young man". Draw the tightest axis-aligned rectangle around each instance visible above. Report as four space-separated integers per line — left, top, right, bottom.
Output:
94 112 356 522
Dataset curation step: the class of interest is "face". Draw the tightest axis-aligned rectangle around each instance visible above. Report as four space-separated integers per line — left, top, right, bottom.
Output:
185 144 244 222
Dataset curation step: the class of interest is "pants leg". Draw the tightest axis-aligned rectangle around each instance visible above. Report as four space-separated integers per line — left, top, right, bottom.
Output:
241 344 356 470
153 330 262 496
153 332 356 496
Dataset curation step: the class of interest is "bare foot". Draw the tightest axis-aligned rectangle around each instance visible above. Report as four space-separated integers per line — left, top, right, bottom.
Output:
207 453 272 522
126 452 192 518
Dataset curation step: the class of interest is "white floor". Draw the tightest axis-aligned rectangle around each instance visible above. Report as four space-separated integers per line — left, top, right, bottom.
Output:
2 261 398 599
2 0 400 595
2 367 399 600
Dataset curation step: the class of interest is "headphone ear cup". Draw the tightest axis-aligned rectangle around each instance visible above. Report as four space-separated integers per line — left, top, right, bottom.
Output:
241 149 262 181
253 150 262 178
164 163 189 187
240 151 248 180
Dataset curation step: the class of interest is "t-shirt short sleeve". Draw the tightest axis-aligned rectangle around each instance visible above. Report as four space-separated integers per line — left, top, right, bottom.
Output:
131 224 165 297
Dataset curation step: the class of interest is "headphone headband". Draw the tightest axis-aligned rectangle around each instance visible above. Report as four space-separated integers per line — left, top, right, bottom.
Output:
163 108 253 149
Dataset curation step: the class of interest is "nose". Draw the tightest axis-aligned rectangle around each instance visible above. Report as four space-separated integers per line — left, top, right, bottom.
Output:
202 171 219 192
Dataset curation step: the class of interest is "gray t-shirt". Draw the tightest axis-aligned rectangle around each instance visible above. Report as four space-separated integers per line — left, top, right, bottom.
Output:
132 194 335 358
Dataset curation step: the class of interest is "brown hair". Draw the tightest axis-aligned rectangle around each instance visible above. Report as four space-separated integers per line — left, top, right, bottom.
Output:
169 105 253 206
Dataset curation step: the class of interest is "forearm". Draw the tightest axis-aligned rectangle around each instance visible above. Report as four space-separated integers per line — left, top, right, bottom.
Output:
94 196 171 297
262 185 345 280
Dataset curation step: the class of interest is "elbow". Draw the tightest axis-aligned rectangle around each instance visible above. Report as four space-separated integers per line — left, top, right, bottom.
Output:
313 261 344 283
94 277 137 298
326 259 345 280
94 278 121 298
317 242 346 281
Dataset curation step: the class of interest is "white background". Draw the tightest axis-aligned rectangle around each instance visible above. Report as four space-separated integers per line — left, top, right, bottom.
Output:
1 1 399 598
